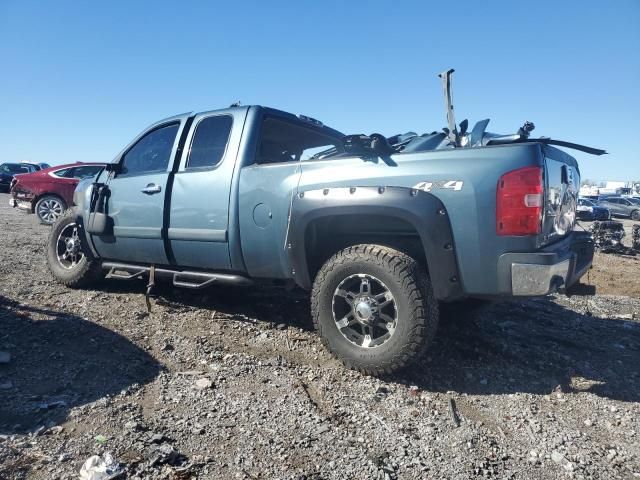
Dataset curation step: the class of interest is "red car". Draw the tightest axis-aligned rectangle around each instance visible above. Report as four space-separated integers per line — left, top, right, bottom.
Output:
10 162 105 224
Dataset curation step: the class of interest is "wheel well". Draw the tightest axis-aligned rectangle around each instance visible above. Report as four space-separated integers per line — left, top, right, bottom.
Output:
32 193 66 213
304 214 427 282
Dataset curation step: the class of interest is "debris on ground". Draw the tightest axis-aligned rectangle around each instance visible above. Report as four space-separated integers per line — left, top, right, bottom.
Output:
590 220 635 255
78 452 124 480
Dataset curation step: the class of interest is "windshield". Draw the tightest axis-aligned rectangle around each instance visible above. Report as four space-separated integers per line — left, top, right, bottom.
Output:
579 199 594 207
0 163 29 174
628 198 640 205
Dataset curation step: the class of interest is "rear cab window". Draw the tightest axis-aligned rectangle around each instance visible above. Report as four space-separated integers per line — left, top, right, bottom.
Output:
256 117 342 165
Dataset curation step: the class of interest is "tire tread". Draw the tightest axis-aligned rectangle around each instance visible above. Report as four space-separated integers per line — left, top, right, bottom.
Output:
310 244 438 376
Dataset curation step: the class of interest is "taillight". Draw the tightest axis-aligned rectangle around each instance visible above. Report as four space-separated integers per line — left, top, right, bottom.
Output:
496 166 543 236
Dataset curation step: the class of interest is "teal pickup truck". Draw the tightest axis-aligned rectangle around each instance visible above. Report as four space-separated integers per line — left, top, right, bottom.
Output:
46 71 600 375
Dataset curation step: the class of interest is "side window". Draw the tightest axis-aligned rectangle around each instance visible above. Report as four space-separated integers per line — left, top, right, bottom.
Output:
52 168 70 178
72 165 103 179
121 123 179 175
187 115 233 169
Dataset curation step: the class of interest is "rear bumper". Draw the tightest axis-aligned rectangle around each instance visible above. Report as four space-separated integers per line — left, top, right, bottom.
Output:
9 194 33 211
497 231 594 296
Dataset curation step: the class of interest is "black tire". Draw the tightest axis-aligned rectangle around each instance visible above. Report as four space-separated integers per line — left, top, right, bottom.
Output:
631 210 640 221
35 194 67 225
311 244 438 376
46 210 102 288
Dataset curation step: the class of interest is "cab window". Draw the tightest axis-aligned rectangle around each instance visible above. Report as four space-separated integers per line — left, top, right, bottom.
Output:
121 123 179 175
186 115 233 169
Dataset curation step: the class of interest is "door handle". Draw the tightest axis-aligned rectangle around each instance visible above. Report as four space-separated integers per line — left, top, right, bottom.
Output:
141 183 162 194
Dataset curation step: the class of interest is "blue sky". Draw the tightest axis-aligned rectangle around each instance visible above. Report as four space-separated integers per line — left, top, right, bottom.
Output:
0 0 638 181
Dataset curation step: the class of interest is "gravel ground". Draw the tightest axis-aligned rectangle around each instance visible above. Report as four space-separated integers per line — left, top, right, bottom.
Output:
0 193 639 480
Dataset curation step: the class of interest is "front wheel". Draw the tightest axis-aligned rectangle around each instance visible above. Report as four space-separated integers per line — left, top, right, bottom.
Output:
631 210 640 221
46 210 102 288
311 245 438 376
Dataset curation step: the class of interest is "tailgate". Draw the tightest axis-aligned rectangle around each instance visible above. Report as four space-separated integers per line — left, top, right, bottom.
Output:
541 145 580 245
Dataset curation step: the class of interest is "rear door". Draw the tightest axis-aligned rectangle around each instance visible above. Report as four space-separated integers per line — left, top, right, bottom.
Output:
168 108 247 269
91 116 189 264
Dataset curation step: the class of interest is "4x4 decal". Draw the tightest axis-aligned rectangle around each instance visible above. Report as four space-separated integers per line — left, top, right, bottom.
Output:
413 180 464 192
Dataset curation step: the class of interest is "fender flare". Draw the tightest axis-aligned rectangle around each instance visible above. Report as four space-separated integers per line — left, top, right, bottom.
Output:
286 186 464 301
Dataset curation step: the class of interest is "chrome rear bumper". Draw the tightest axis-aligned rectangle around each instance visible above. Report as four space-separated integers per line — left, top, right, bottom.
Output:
498 231 594 296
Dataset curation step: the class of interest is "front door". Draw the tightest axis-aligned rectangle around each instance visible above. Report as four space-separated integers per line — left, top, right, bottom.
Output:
91 117 187 264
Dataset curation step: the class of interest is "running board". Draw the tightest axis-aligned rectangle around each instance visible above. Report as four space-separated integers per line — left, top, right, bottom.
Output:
102 262 253 289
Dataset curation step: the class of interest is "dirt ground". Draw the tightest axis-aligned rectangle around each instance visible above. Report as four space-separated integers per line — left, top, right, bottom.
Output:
0 193 638 480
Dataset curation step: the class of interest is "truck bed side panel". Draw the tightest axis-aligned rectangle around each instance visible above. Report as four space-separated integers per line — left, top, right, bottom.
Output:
298 143 546 296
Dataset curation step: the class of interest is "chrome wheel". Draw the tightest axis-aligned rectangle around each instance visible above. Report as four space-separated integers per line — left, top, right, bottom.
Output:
332 274 398 348
56 223 85 269
37 198 64 223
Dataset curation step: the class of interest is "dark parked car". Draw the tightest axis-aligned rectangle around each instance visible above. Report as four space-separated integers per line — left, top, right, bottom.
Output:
25 162 52 170
597 196 640 220
0 163 40 191
577 198 611 221
10 162 105 224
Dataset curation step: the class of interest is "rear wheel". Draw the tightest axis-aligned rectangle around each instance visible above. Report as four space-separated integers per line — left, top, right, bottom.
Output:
46 210 102 288
35 195 67 225
311 244 438 376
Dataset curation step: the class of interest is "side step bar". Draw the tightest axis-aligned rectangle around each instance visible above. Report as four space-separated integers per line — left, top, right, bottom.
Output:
102 262 253 289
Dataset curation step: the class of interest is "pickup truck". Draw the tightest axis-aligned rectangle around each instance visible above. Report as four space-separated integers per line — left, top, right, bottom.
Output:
46 71 598 375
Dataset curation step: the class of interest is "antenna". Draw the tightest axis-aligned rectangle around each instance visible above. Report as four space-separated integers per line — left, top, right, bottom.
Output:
438 69 459 146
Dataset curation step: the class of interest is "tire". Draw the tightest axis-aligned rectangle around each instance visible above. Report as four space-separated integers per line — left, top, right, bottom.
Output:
46 210 102 288
631 210 640 221
311 244 438 376
35 195 67 225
